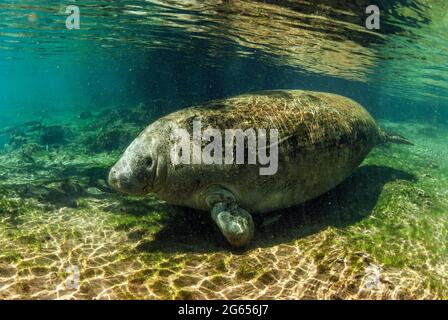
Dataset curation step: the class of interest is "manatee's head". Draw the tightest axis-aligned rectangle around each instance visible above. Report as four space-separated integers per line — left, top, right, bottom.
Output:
108 126 163 195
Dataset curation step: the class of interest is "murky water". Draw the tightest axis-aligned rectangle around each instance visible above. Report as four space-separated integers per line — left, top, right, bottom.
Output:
0 0 447 299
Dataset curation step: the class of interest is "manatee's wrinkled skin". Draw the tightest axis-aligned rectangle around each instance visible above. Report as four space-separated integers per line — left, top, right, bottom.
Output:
109 90 404 246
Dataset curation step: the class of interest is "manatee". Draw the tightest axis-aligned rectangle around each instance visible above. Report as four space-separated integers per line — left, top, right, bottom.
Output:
108 90 412 247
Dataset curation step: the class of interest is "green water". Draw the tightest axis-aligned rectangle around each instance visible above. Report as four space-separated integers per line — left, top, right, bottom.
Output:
0 0 447 299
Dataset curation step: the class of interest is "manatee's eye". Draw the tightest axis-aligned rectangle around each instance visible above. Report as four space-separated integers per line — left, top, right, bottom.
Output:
143 156 153 171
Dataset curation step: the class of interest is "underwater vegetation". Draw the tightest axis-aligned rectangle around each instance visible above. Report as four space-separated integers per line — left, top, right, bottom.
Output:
82 104 156 153
1 0 447 301
0 102 447 299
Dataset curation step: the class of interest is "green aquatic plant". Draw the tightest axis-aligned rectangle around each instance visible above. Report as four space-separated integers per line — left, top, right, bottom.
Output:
1 251 23 263
18 143 42 164
236 261 265 281
125 102 156 126
96 103 155 127
84 126 134 152
210 256 228 273
8 132 27 149
78 102 156 154
0 197 22 215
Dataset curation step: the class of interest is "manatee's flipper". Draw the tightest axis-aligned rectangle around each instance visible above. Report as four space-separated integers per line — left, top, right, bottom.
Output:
205 186 255 248
379 128 414 146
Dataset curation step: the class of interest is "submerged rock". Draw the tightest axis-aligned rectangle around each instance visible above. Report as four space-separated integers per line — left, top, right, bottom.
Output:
40 125 66 145
86 187 103 196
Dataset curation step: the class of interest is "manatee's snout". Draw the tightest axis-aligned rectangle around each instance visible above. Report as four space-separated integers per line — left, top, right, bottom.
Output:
108 167 123 191
108 138 156 195
108 163 149 195
108 167 119 188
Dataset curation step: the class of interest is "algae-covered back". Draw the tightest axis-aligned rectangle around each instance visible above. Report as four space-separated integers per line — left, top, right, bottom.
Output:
166 90 380 150
140 90 383 213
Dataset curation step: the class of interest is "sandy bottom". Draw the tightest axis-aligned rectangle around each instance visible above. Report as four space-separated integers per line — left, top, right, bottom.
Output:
0 120 447 299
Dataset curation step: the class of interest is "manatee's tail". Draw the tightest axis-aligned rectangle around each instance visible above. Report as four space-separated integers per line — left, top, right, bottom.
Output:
379 128 414 146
